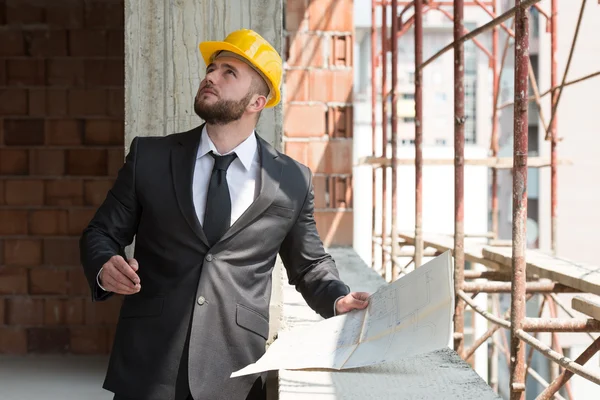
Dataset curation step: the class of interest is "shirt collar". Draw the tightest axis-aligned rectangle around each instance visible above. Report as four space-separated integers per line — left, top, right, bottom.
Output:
197 125 257 171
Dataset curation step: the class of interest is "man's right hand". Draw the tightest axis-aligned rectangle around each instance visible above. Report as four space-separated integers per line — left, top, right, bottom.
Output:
99 255 141 295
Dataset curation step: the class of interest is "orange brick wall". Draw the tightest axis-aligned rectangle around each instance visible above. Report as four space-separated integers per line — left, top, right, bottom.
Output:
283 0 354 246
0 0 124 355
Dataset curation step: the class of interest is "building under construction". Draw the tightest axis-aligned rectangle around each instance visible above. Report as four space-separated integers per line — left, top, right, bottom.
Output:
0 0 598 399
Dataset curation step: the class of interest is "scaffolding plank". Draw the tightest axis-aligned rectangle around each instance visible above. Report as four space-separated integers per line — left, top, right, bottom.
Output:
397 231 501 270
572 295 600 321
482 247 600 296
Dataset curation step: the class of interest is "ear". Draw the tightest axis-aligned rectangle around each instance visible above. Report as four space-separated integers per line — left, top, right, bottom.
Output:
247 94 268 114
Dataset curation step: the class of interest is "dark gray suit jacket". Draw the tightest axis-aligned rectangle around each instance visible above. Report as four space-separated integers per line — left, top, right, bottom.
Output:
79 125 350 400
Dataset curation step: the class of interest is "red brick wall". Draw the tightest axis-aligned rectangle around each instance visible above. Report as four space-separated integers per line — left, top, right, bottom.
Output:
0 0 124 354
284 0 354 246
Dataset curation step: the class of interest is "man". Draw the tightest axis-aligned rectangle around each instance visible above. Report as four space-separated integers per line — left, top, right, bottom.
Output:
80 29 369 400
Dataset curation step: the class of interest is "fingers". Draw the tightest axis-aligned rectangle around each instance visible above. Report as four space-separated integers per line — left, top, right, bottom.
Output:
100 256 141 295
353 292 370 302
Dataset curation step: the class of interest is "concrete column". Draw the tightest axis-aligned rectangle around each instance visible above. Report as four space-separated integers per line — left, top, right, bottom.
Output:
124 0 283 151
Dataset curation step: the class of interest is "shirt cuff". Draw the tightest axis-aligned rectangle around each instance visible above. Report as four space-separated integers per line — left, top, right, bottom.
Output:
96 267 109 292
333 295 345 316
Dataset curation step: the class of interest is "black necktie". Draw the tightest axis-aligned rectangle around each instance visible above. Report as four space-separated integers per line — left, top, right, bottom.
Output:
203 151 238 247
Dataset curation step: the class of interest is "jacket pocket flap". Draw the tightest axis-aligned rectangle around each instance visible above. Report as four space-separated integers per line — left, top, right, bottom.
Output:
120 296 164 318
236 304 269 340
264 205 294 219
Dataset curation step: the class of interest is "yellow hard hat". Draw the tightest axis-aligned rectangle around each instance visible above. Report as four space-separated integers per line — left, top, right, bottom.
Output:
199 29 282 108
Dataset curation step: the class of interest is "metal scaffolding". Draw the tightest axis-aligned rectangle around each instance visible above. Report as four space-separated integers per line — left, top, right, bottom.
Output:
367 0 600 398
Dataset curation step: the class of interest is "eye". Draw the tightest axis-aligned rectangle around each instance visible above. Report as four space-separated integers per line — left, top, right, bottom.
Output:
226 69 236 77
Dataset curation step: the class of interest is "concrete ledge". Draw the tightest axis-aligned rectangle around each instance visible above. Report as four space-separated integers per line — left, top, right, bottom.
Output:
276 247 500 400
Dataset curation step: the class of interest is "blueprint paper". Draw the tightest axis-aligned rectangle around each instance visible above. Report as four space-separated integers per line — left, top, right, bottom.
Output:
231 251 454 378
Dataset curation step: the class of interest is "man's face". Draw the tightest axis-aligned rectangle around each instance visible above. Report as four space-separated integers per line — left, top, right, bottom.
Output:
194 56 258 125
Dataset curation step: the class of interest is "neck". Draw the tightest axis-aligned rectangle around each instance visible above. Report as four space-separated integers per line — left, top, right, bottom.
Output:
205 119 255 154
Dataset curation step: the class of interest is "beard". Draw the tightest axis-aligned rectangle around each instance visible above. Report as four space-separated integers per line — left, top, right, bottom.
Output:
194 90 253 125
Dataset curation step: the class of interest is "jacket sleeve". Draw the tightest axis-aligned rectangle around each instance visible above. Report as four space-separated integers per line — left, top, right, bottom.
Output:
278 170 350 319
79 137 142 302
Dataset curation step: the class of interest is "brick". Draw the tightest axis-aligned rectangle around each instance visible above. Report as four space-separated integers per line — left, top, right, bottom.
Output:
6 59 45 86
6 298 44 326
0 328 27 354
29 209 69 235
5 0 45 25
84 1 124 28
46 119 83 145
69 30 107 57
29 267 69 295
84 179 113 206
0 266 28 294
0 299 4 324
43 238 80 266
0 89 28 116
284 104 327 137
108 88 124 117
285 0 308 31
314 210 353 246
0 210 28 235
0 59 6 85
306 140 352 174
27 89 46 116
284 141 309 166
45 89 69 116
107 59 124 86
31 149 66 176
0 30 26 56
47 2 84 28
107 30 124 57
0 181 4 206
312 175 327 209
47 58 85 86
308 0 353 32
3 119 45 146
286 33 324 68
67 149 108 176
84 59 124 87
70 327 108 354
330 35 353 67
68 89 107 116
24 29 68 57
330 175 352 208
84 119 123 145
5 179 44 205
85 300 121 325
4 239 42 266
68 208 95 235
45 179 84 206
309 69 353 103
327 106 353 138
0 149 29 174
107 148 124 176
27 327 70 353
284 69 310 102
68 268 90 296
45 298 84 326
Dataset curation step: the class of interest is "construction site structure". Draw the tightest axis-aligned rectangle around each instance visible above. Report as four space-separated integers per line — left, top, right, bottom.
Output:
363 0 600 399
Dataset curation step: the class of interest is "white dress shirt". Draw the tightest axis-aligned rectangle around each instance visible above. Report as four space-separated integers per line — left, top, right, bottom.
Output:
193 125 261 228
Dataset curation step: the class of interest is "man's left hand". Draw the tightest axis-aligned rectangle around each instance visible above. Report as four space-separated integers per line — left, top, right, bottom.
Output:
335 292 370 315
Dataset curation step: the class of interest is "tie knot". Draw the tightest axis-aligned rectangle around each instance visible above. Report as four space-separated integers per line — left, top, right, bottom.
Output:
210 151 237 171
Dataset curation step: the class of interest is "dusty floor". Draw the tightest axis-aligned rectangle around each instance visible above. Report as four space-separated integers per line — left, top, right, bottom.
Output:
0 355 112 400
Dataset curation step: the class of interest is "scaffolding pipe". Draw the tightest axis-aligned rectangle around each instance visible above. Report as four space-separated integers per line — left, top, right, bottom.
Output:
463 270 511 280
458 290 510 329
414 0 423 269
550 0 558 255
547 297 574 399
462 281 580 293
391 0 399 280
453 0 466 357
382 4 389 278
515 329 600 386
491 0 499 240
510 2 529 398
419 0 542 70
536 336 600 400
548 293 597 341
371 0 378 270
522 318 600 332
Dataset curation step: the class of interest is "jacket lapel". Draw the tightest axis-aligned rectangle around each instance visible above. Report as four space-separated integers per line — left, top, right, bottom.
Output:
219 134 283 243
171 125 210 247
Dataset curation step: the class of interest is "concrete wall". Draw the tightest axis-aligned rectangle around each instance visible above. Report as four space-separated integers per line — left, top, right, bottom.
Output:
124 0 283 150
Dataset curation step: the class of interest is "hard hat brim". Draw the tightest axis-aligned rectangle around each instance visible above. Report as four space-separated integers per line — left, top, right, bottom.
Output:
199 41 280 108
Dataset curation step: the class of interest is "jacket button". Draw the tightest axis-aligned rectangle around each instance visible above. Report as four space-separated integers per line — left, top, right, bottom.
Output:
197 296 206 305
205 254 213 262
